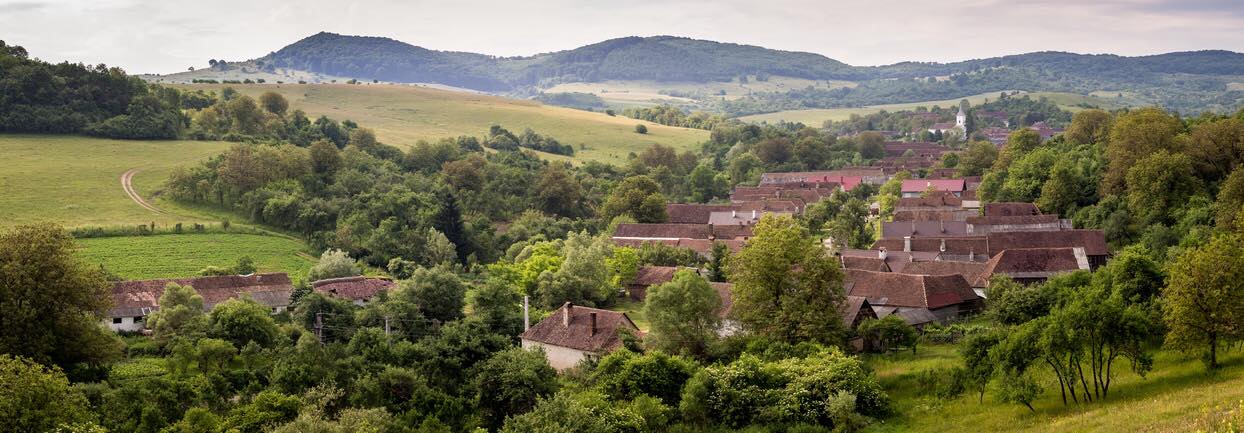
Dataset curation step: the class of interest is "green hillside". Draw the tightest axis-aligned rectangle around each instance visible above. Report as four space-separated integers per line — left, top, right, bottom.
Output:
172 83 708 163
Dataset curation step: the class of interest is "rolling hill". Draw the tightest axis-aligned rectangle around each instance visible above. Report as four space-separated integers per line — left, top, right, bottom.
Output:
150 32 1244 115
170 83 708 163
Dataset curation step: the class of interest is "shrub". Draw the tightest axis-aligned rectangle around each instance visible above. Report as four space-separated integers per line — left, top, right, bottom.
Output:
635 124 648 134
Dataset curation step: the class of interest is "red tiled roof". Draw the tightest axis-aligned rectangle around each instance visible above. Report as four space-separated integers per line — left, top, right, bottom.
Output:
987 230 1108 257
896 195 963 209
983 202 1041 217
520 303 640 352
312 276 394 302
897 261 988 287
975 247 1089 286
844 269 980 309
840 248 940 273
612 238 745 255
901 179 966 193
632 266 679 286
841 256 891 272
872 237 990 257
111 273 293 317
614 223 712 240
966 214 1060 225
712 224 754 240
841 296 872 328
666 204 737 224
882 220 971 238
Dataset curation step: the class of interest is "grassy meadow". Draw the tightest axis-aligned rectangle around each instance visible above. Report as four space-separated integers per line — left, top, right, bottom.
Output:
738 91 1125 125
0 135 228 228
862 344 1244 433
75 233 315 280
171 83 709 164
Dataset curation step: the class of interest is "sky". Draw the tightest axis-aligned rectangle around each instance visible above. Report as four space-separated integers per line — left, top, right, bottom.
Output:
3 0 1244 74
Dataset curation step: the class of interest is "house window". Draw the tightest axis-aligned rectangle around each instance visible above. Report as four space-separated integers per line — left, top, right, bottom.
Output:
112 317 123 324
135 316 144 323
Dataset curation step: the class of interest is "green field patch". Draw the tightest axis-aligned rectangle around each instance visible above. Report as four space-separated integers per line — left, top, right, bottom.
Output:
0 135 228 228
75 233 315 280
172 83 708 164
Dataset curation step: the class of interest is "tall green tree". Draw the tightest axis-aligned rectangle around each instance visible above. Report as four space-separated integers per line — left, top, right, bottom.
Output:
1124 150 1201 225
0 355 92 433
208 297 281 348
642 270 722 357
727 215 846 344
148 283 209 346
0 224 121 369
1065 109 1111 145
602 176 668 223
473 348 559 430
1103 107 1182 195
1163 233 1244 369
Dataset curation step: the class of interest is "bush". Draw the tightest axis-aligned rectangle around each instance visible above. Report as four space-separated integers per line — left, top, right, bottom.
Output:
635 124 648 134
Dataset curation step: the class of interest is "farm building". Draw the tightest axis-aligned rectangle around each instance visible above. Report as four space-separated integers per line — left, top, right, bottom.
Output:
106 273 294 332
975 247 1091 287
627 266 680 301
520 302 641 371
843 269 983 326
313 276 395 305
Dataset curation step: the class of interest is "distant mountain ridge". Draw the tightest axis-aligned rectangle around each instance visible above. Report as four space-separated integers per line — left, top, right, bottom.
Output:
245 32 1244 113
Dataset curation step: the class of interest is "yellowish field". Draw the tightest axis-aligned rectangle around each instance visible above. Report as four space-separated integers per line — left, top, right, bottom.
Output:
546 76 857 107
0 135 228 228
738 91 1125 125
172 83 708 163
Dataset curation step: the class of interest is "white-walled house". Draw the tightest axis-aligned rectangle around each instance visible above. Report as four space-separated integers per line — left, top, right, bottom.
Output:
105 273 294 332
520 302 641 371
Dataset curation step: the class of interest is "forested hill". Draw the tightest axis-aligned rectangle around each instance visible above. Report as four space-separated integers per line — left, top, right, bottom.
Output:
246 32 1244 113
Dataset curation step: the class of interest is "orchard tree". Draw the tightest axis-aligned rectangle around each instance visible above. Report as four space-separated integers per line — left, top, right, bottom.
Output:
1163 233 1244 369
727 215 846 344
208 297 281 348
308 249 361 282
642 270 722 357
148 283 208 346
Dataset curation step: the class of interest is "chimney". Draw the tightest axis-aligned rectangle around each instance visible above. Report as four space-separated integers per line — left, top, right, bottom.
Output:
732 209 737 218
939 220 945 233
523 296 530 331
878 247 888 261
751 210 758 219
940 239 946 252
903 236 912 253
563 303 572 327
589 312 598 337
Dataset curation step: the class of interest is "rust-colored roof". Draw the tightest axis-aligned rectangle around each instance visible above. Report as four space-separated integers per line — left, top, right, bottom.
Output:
840 248 940 273
613 223 712 240
841 296 872 328
665 204 738 224
987 230 1107 256
893 209 974 222
632 266 679 286
882 220 970 238
895 195 963 208
872 237 990 257
520 303 640 352
110 273 293 317
712 224 754 240
841 256 891 272
983 202 1041 217
844 269 979 309
966 214 1059 225
901 179 966 193
898 261 988 287
312 276 394 302
612 238 745 255
975 247 1089 286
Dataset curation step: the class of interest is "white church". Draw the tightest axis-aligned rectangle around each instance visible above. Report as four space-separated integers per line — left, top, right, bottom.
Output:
927 106 968 139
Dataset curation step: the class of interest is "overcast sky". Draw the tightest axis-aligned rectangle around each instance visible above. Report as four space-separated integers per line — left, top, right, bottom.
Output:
3 0 1243 74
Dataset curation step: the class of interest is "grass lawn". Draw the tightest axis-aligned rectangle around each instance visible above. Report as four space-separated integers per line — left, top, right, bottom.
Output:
862 343 1244 433
171 83 708 164
0 134 228 228
609 298 650 333
738 91 1127 126
76 233 315 280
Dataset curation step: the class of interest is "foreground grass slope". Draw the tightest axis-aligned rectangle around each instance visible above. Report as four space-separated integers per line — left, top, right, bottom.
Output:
173 83 709 163
864 345 1244 433
0 135 228 228
76 233 315 280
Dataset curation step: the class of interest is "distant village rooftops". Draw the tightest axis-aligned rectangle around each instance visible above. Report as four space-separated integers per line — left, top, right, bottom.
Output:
110 273 294 319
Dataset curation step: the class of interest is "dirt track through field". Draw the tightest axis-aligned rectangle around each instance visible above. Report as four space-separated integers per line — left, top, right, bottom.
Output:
121 168 165 214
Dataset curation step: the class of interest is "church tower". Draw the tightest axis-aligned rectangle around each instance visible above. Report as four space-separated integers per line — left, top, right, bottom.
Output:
955 105 967 129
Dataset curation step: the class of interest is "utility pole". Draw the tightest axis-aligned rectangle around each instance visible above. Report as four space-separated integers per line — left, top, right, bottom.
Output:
384 315 391 337
315 312 323 344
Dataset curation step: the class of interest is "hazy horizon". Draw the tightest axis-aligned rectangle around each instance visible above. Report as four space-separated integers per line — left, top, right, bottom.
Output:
3 0 1244 74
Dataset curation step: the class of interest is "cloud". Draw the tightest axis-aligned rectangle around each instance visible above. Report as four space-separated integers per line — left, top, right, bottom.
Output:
3 0 1242 73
